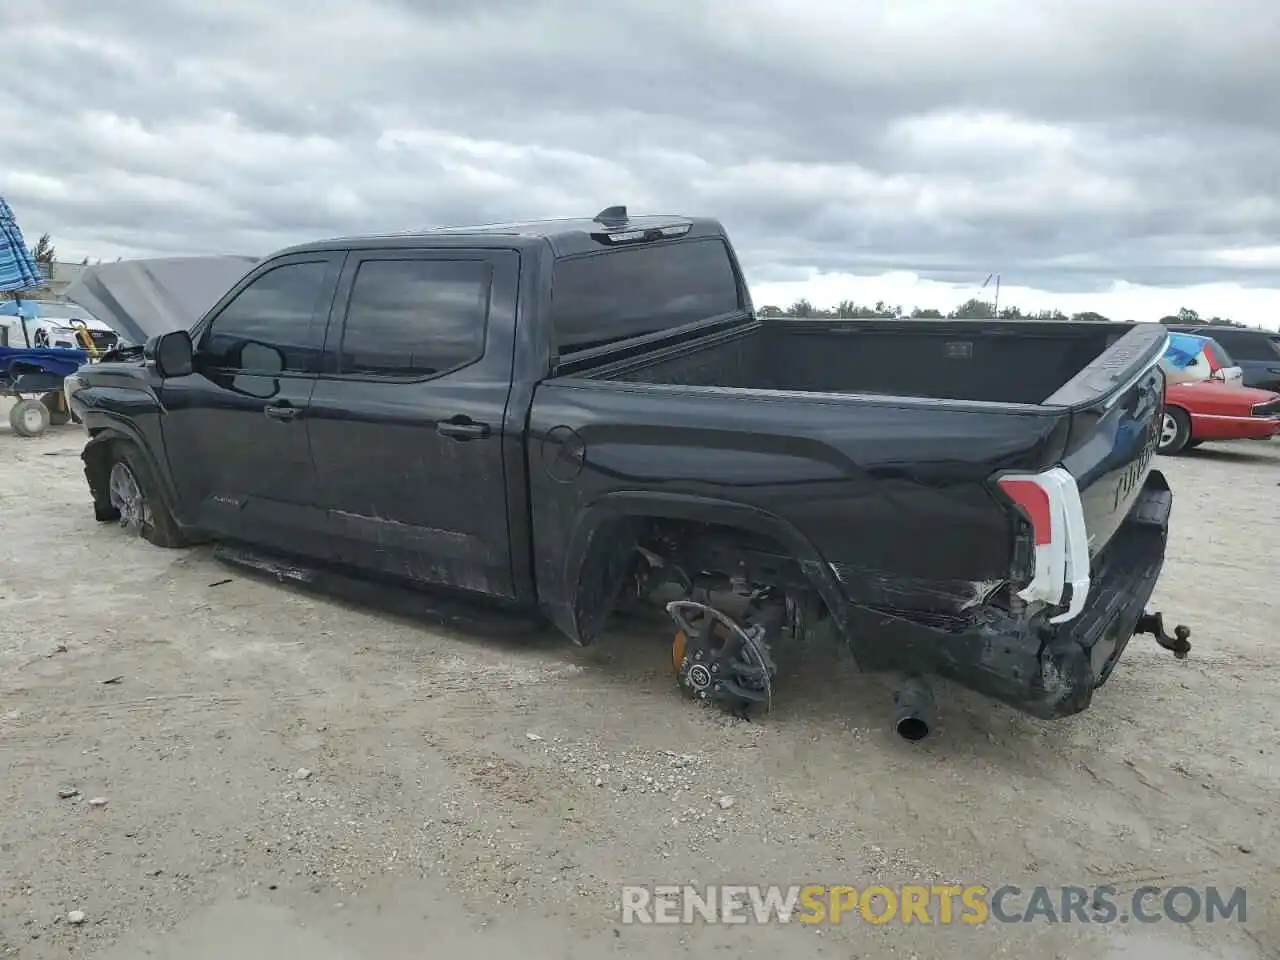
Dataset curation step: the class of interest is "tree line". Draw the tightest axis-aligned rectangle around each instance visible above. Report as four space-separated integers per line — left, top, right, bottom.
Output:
758 299 1255 328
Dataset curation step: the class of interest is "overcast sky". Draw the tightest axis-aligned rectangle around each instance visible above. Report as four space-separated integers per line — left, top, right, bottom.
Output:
4 0 1280 327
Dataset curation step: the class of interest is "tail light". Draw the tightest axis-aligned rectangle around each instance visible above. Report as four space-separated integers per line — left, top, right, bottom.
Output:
996 467 1090 624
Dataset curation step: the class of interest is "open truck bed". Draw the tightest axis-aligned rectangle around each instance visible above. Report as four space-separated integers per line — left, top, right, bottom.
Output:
586 316 1134 404
530 312 1183 724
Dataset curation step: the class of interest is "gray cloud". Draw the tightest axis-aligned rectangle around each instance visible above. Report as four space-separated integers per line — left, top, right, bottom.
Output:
5 0 1280 301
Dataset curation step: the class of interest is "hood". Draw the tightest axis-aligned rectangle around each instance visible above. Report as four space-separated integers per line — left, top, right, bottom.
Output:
65 255 259 346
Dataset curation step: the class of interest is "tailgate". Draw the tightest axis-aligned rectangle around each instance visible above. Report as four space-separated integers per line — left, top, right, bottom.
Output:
991 323 1167 625
1052 324 1168 559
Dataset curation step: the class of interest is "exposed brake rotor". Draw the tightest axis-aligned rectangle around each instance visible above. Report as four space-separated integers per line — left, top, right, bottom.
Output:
666 599 777 718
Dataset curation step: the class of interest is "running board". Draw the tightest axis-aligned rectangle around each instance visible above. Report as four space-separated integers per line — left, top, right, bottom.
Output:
213 543 547 640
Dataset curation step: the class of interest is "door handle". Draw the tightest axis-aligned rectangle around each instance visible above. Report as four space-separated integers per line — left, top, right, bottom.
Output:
437 416 491 440
264 403 300 422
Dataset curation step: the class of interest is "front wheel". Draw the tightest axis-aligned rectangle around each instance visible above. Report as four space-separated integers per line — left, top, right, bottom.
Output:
107 444 189 548
1158 408 1192 455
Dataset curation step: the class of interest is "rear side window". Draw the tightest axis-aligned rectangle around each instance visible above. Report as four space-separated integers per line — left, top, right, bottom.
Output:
550 238 743 354
1185 327 1280 362
200 261 332 374
1206 339 1236 367
1218 329 1280 361
337 259 491 378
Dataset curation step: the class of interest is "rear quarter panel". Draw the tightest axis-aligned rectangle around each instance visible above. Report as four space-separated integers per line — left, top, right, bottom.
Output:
528 379 1068 635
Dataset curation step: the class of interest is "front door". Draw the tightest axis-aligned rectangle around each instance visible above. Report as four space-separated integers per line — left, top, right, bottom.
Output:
159 252 344 553
306 249 518 598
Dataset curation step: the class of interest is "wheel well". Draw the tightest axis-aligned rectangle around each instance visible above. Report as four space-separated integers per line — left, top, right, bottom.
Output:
572 514 830 641
83 432 127 508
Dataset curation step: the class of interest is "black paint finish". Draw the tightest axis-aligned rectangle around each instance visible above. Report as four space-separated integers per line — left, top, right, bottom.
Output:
70 213 1174 719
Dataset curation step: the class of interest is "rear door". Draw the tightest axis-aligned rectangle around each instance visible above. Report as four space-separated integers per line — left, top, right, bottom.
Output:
306 248 520 598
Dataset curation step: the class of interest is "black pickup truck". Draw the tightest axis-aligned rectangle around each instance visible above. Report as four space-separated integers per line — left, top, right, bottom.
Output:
64 207 1190 738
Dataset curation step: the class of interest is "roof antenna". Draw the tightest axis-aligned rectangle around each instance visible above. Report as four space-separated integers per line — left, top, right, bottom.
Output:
593 205 627 225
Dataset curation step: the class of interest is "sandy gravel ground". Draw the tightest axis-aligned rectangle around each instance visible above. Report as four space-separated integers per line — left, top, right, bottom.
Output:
0 412 1276 960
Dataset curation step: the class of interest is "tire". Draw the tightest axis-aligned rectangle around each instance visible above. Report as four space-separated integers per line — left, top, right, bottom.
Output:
9 398 51 437
1184 440 1203 450
106 442 189 548
41 391 70 426
1158 407 1192 455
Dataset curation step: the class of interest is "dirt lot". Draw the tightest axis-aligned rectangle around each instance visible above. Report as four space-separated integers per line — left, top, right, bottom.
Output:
0 414 1276 960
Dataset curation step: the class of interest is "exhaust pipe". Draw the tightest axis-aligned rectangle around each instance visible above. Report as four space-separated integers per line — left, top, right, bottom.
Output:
893 676 935 741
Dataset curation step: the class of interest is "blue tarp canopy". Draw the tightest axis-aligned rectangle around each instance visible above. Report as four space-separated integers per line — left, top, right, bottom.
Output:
1163 332 1211 369
0 345 89 381
0 298 40 318
0 196 45 294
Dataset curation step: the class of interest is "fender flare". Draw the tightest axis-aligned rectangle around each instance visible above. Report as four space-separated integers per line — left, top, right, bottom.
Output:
82 420 183 520
551 490 852 645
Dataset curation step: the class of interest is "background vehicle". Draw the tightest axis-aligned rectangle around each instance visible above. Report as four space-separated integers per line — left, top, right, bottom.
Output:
0 306 120 354
1161 331 1243 385
64 208 1189 736
1159 379 1280 454
0 344 89 435
1165 324 1280 392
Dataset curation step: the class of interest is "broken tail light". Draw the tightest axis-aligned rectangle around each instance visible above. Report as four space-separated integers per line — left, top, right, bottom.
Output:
996 468 1090 624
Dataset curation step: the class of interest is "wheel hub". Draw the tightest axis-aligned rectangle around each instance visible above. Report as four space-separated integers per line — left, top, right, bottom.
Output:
685 662 713 691
108 462 151 530
19 406 44 432
667 600 776 718
1160 413 1177 446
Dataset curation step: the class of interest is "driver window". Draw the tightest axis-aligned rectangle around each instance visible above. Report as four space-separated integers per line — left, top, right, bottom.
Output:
199 261 330 373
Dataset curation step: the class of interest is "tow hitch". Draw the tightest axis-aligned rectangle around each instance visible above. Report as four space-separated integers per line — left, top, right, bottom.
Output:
1134 610 1192 658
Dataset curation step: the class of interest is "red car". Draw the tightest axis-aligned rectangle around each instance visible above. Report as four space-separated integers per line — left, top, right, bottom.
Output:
1159 379 1280 454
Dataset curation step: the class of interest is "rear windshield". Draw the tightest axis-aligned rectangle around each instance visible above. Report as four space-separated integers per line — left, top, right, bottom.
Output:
550 237 743 354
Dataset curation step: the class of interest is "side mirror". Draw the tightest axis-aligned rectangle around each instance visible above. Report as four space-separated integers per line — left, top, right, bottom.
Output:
148 330 194 378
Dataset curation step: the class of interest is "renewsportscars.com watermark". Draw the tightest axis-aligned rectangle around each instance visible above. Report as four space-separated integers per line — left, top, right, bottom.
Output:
621 884 1248 926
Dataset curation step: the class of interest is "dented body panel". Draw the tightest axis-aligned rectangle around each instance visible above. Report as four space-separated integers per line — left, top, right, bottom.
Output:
68 213 1176 721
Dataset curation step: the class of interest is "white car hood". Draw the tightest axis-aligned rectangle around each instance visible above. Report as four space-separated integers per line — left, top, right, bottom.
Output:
66 255 259 347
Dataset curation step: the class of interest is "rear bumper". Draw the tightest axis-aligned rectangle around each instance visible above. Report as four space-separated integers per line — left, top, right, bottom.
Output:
953 470 1173 719
843 470 1175 719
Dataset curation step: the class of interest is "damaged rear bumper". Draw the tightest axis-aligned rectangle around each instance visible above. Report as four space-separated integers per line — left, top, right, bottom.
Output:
953 470 1177 719
845 471 1181 721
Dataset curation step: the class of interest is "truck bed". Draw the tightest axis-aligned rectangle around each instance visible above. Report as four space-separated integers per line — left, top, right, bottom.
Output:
534 315 1168 659
585 317 1130 406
